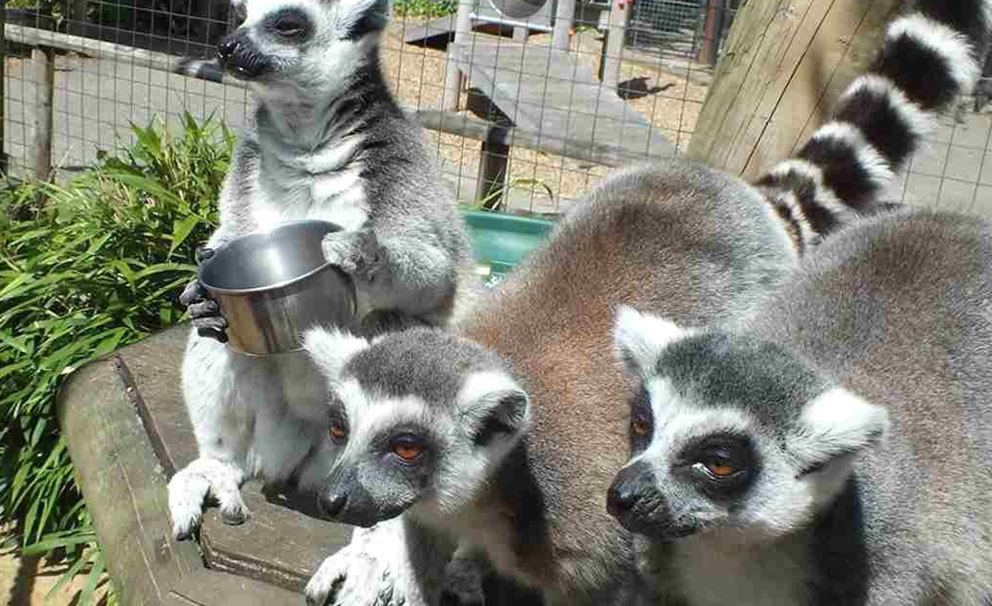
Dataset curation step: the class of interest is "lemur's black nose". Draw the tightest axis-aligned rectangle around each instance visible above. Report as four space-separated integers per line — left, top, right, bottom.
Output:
606 461 656 519
319 493 348 519
217 36 239 61
607 480 641 518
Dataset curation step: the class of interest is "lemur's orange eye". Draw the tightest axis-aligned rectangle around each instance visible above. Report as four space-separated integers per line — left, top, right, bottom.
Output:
632 419 649 437
705 463 736 477
391 436 423 462
330 420 347 440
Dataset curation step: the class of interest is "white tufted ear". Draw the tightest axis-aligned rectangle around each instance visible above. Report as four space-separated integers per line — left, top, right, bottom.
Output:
302 327 369 384
790 386 889 478
456 371 530 446
613 306 690 380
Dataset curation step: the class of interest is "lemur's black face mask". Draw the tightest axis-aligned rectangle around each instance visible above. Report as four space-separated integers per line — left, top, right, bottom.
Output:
217 29 276 80
216 8 313 81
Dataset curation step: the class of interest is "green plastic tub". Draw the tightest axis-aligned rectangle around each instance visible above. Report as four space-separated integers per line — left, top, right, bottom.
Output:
461 210 555 285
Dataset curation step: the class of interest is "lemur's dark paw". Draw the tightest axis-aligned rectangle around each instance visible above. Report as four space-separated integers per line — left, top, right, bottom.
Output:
194 245 216 264
179 279 208 308
182 247 229 341
220 507 249 526
194 317 229 343
321 229 383 280
187 297 220 319
181 278 229 343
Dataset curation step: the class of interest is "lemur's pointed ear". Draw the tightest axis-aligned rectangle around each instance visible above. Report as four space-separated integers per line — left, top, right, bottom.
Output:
456 371 530 446
790 386 889 479
613 305 689 380
303 327 369 383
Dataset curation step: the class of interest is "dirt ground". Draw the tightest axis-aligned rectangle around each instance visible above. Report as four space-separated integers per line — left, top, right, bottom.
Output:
377 16 710 213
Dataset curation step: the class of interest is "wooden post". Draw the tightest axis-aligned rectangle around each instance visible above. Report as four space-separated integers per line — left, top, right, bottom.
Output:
32 45 55 181
697 0 726 66
600 0 630 89
0 0 7 175
551 0 574 50
686 0 902 180
477 133 510 209
443 0 475 111
68 0 87 35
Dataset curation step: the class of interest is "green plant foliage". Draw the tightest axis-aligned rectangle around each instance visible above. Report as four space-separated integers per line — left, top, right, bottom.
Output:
0 112 231 604
393 0 456 19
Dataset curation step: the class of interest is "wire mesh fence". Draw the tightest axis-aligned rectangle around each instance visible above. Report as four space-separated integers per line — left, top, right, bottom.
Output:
1 0 991 219
882 110 992 219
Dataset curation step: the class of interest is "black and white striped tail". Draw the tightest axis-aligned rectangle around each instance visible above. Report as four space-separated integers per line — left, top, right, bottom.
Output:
174 57 224 84
757 0 992 251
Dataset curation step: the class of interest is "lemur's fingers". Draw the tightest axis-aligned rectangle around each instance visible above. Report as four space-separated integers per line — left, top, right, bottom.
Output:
305 554 347 606
193 315 229 343
192 315 227 330
179 279 208 307
167 467 211 541
194 246 216 264
196 326 229 343
321 231 383 279
321 233 356 273
168 459 248 539
188 299 222 320
212 473 250 527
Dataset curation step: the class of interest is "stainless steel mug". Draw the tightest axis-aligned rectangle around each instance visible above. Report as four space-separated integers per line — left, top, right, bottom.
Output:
198 220 358 356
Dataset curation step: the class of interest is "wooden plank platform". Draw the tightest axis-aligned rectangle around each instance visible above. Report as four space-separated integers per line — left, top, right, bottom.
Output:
58 327 349 605
452 35 676 162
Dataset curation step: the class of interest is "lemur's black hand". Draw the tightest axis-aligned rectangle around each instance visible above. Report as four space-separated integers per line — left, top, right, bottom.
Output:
181 246 229 343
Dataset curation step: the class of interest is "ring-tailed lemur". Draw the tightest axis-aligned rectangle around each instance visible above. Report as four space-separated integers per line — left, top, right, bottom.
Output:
298 1 988 605
608 205 992 605
604 5 992 604
166 0 473 541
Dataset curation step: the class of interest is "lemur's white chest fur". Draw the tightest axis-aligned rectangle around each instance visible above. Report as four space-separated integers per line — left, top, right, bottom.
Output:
252 134 369 232
670 529 810 606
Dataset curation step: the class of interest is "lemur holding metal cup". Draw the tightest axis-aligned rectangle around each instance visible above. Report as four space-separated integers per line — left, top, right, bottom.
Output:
167 0 473 543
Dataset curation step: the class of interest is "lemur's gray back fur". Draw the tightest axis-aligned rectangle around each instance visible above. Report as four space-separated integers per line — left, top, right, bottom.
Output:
768 210 992 604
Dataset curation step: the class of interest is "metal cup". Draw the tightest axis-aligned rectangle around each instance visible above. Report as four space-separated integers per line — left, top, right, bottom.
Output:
198 220 358 356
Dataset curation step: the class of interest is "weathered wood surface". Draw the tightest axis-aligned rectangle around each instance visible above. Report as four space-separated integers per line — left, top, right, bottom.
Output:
58 326 351 605
59 341 204 605
452 34 676 160
402 14 458 45
31 46 54 180
687 0 902 179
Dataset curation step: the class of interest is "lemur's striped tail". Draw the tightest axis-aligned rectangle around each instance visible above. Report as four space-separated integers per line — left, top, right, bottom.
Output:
174 57 224 83
756 0 992 250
